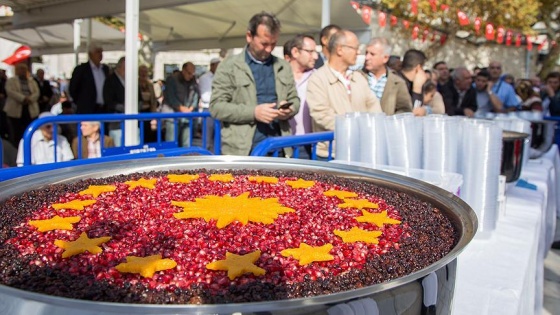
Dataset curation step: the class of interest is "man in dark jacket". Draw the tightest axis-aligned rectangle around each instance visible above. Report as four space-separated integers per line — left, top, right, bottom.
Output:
441 67 477 116
102 57 125 146
34 69 53 113
69 43 110 114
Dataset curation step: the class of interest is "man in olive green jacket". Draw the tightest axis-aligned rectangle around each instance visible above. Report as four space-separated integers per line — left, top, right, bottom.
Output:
210 12 300 156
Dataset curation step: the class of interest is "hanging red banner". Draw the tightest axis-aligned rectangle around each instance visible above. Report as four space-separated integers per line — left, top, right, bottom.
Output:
412 25 419 40
422 28 430 42
403 20 410 29
431 32 437 42
429 0 437 12
440 34 447 45
2 45 31 65
496 27 505 44
390 15 398 26
378 11 387 27
474 18 482 35
411 0 418 15
527 36 533 51
505 30 512 46
361 5 372 24
515 34 522 47
538 40 547 52
457 11 470 26
485 24 495 41
440 4 450 11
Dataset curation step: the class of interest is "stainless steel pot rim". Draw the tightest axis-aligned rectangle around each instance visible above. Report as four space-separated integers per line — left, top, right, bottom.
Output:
502 131 530 140
0 156 478 312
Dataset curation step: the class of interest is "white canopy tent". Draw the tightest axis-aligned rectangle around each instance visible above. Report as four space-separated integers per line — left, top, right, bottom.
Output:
0 0 370 144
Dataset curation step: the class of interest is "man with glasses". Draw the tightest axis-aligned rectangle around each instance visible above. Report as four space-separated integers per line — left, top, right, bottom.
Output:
16 112 73 166
210 12 300 156
307 29 382 159
283 34 318 158
361 37 411 115
487 61 519 111
162 62 199 147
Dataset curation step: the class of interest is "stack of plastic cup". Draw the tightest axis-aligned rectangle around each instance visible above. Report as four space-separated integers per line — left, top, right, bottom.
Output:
335 113 360 162
460 119 502 239
423 115 459 173
384 113 422 169
358 112 387 166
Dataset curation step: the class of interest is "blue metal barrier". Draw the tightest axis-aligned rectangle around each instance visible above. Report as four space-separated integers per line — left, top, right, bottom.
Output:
250 132 334 160
19 112 221 166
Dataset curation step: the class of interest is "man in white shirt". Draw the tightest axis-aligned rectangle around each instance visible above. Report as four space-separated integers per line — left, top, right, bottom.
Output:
16 112 74 166
198 58 220 149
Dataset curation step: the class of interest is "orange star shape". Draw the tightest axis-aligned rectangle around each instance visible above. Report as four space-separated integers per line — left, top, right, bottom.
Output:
78 185 116 198
167 174 200 184
285 179 315 189
355 210 401 227
333 227 382 244
248 175 279 184
208 173 235 182
281 243 334 265
323 189 358 199
124 178 157 190
115 254 177 278
338 198 379 210
51 199 97 211
28 215 81 232
54 232 112 258
206 250 266 280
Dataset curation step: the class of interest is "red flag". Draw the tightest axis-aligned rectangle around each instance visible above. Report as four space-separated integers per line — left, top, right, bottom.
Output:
412 25 419 40
403 20 410 29
457 11 470 26
411 0 418 15
440 34 447 45
429 0 437 12
390 15 398 26
350 1 360 11
538 40 546 52
496 27 505 44
431 32 437 42
527 38 533 51
2 45 31 65
505 30 512 46
485 23 495 41
361 5 372 24
378 11 387 27
515 34 522 47
440 4 450 11
474 18 482 35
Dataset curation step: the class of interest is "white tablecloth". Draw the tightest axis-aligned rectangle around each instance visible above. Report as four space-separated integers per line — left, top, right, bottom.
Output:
453 145 559 315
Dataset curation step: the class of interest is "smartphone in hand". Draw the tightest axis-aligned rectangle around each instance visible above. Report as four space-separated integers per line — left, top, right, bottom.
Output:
278 102 293 110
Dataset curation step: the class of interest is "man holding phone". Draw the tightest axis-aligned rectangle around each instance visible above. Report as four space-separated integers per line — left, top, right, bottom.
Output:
210 12 300 156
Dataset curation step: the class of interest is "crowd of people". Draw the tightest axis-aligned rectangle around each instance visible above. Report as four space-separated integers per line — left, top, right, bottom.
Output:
2 11 560 166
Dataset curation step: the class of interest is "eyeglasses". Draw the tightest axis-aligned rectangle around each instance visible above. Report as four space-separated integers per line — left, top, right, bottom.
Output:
341 44 360 52
299 48 317 54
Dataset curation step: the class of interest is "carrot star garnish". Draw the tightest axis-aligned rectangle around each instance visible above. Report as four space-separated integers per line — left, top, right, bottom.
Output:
167 174 200 184
28 215 81 232
54 232 111 258
285 179 315 189
206 250 265 280
51 199 96 211
333 227 382 244
124 178 157 190
78 185 116 198
248 175 279 184
208 173 235 182
338 198 379 210
172 192 294 228
355 210 401 227
323 189 358 199
281 243 334 265
115 254 177 278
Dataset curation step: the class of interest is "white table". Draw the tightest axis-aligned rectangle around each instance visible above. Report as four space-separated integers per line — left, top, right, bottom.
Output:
453 145 559 315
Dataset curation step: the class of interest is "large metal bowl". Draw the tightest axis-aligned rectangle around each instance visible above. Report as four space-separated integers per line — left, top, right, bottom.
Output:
0 156 477 315
501 131 530 183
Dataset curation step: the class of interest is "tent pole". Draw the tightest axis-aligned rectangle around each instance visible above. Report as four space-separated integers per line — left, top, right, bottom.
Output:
321 0 330 28
73 19 82 67
124 0 139 146
86 18 92 51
